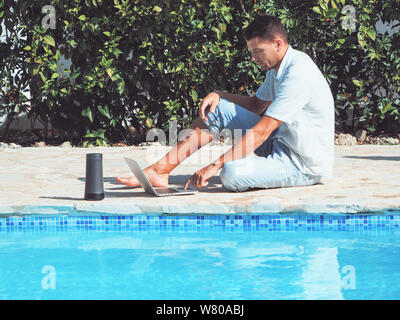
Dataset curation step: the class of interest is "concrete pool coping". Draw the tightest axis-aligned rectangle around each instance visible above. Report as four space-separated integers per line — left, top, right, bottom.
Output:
0 145 399 216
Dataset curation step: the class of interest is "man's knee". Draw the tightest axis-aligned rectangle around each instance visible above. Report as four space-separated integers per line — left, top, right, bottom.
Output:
220 161 249 192
220 162 235 189
202 99 233 135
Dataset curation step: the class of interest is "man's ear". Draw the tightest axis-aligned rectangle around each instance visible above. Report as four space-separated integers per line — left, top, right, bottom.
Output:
274 38 285 51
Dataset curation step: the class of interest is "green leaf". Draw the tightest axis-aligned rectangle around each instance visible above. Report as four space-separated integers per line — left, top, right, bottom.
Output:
357 33 366 48
55 50 61 61
175 63 184 72
103 31 111 37
82 107 93 122
312 6 322 15
78 15 86 21
366 28 376 41
23 45 31 51
98 105 111 119
104 58 113 68
113 48 123 56
145 117 153 128
117 79 125 95
222 40 232 47
157 62 164 73
44 35 55 47
69 39 78 48
326 8 340 18
96 129 105 139
190 89 198 101
49 62 58 72
70 72 80 79
367 52 379 60
51 73 59 79
84 132 95 138
382 102 394 114
39 72 46 83
352 79 362 87
106 68 114 79
218 23 227 33
152 6 162 13
211 26 220 35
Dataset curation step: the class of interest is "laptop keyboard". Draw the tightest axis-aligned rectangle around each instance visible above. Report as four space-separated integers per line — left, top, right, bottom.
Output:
156 188 179 194
156 188 193 194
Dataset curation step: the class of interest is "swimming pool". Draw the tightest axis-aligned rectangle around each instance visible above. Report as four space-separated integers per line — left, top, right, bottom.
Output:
1 213 399 300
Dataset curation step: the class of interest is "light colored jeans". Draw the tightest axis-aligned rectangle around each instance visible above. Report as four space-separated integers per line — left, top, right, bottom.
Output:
202 98 321 192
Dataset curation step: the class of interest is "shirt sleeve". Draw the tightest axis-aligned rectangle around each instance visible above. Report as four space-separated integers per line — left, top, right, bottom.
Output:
264 73 310 125
255 72 273 102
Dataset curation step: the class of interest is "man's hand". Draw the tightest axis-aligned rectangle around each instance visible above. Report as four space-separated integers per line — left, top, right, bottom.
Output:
184 163 221 190
199 91 221 122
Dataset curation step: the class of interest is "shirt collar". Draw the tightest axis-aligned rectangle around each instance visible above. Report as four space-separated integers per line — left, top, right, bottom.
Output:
274 45 293 81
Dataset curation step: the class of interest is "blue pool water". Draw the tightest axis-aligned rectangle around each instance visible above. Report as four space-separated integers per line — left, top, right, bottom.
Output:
0 213 399 300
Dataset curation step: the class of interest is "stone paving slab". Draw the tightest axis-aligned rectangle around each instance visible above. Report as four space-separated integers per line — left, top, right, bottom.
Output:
0 145 399 215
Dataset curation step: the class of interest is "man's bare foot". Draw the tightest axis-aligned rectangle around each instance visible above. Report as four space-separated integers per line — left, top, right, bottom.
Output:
116 166 169 188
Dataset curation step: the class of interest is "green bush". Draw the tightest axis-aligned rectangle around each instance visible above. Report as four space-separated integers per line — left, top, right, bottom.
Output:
0 0 399 146
0 0 31 133
307 0 400 134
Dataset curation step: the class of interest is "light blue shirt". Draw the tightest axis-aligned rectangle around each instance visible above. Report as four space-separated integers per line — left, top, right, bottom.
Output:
256 46 335 178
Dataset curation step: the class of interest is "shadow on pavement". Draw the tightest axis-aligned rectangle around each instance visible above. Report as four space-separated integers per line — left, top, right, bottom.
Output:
344 156 400 161
78 175 223 187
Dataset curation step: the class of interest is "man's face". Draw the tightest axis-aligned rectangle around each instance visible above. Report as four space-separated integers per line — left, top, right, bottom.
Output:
246 37 282 72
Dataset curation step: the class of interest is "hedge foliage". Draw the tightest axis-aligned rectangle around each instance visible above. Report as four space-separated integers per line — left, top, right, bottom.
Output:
1 0 399 146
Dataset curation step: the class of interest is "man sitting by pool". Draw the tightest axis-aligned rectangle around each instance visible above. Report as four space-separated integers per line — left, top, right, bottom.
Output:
116 14 334 192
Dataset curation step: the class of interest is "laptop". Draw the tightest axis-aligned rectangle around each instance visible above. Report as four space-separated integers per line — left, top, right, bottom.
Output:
124 157 198 197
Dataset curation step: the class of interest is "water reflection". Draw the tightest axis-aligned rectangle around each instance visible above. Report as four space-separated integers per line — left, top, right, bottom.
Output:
300 247 343 299
1 231 400 299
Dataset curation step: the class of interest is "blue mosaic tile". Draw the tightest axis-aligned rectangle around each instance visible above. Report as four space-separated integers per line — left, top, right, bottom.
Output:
0 213 399 233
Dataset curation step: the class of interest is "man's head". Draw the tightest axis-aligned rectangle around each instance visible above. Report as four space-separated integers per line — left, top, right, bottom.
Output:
243 15 289 72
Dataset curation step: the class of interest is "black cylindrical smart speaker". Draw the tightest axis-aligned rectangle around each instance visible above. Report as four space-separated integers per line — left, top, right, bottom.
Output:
84 153 104 200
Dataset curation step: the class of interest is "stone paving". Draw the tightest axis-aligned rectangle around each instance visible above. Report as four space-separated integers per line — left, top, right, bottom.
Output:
0 144 399 215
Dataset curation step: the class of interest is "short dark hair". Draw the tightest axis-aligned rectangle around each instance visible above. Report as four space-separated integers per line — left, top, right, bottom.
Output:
243 15 288 43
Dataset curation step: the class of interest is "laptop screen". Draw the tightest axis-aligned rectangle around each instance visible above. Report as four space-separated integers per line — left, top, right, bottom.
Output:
123 158 158 195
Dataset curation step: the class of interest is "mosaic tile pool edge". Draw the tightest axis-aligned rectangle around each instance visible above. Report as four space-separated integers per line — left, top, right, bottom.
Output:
1 204 399 216
0 214 399 233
